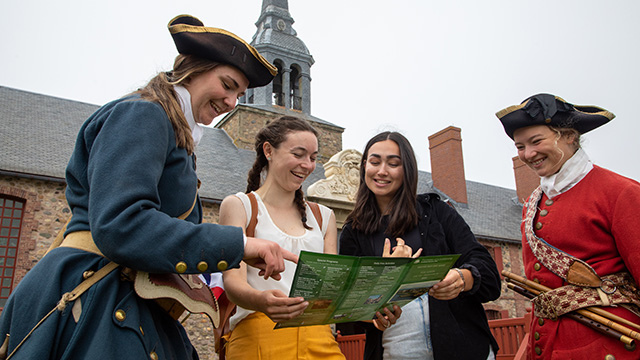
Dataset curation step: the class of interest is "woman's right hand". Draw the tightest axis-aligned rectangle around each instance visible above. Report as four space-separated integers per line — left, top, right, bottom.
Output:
243 237 299 280
255 289 309 322
372 304 402 331
382 238 422 258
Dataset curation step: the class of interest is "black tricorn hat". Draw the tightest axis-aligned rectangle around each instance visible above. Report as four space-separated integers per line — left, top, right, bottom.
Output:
495 93 615 139
168 15 277 88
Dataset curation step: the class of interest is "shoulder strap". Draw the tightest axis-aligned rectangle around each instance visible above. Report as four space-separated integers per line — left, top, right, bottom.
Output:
246 192 259 237
307 201 323 230
524 186 601 287
245 194 322 234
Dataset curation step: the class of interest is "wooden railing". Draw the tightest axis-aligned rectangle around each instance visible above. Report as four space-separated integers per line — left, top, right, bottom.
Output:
335 314 531 360
336 332 366 360
489 313 531 360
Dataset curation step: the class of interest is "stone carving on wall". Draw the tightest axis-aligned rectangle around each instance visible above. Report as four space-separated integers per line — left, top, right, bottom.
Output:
307 149 362 202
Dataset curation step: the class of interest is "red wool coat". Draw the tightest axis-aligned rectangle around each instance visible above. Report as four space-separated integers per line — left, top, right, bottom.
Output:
521 166 640 360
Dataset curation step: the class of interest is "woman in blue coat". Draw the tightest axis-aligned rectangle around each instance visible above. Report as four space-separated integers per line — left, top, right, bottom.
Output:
0 15 295 360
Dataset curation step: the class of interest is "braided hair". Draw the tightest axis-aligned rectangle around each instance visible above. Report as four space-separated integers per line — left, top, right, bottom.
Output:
246 116 319 230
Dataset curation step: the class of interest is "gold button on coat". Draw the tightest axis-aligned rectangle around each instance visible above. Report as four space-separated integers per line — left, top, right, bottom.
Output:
150 351 159 360
534 332 540 340
538 318 545 326
604 355 616 360
175 261 188 273
540 209 548 216
217 260 229 271
535 222 543 230
545 199 554 206
115 309 126 322
535 346 542 355
197 261 208 272
534 263 541 271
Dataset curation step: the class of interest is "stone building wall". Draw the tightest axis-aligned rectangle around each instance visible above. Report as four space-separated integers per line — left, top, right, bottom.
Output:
216 105 343 164
0 175 69 286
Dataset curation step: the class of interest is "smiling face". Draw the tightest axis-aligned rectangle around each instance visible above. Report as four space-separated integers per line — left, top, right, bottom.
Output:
264 130 318 192
513 125 577 177
184 64 249 126
364 139 404 212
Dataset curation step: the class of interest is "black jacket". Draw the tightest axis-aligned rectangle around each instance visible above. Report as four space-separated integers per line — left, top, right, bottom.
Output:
339 193 501 360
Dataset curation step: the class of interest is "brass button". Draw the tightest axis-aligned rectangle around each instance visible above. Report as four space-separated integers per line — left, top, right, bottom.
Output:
217 260 229 271
534 331 540 340
534 278 540 284
540 209 548 216
545 199 554 206
534 263 541 271
535 346 542 355
175 261 188 273
139 326 144 336
197 261 208 272
150 351 159 360
535 222 543 230
538 318 544 326
115 309 126 322
604 355 616 360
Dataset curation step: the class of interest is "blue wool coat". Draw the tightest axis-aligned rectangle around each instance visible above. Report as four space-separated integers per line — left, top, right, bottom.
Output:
0 96 244 359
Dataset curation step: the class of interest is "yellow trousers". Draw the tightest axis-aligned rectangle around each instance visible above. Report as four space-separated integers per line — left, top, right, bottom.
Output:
225 312 346 360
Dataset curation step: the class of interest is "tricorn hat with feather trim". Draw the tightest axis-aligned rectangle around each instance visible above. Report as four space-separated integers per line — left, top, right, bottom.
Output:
496 94 615 139
168 15 277 88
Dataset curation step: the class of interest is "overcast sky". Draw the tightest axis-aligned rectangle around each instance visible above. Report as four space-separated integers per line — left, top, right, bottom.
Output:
2 1 638 190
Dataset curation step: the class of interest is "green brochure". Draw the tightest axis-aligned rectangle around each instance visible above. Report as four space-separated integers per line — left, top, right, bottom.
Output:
275 251 460 328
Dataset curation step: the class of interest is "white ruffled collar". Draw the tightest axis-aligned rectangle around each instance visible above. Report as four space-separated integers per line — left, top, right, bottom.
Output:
540 148 593 198
173 85 204 146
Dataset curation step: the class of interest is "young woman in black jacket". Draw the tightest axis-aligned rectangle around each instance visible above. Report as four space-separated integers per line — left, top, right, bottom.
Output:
340 131 501 359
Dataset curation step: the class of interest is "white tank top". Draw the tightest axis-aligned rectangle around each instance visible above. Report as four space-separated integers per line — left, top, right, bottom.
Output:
229 191 332 329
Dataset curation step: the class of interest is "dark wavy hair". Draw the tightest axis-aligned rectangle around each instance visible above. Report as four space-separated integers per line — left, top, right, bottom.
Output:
346 131 419 238
135 54 221 155
246 116 319 230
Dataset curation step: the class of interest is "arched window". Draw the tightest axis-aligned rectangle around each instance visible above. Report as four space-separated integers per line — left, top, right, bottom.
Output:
289 65 302 110
272 61 285 106
0 196 24 307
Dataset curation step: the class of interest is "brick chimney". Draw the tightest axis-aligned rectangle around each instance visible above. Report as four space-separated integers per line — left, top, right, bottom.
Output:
428 126 467 204
512 156 540 203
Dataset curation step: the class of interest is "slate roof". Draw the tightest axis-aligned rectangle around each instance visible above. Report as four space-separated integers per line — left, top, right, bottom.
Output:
0 85 522 242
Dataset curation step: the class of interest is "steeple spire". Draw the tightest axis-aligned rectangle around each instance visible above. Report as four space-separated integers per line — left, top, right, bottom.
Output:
262 0 289 12
241 0 314 114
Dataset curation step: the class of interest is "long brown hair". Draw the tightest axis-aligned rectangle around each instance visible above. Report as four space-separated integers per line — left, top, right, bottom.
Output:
347 131 419 238
134 54 221 155
246 116 319 230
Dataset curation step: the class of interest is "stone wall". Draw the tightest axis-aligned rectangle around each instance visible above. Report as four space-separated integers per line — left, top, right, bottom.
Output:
216 105 343 164
0 175 69 287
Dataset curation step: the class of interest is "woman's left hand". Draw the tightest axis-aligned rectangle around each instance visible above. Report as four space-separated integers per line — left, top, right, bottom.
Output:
382 238 422 258
372 304 402 331
428 268 467 300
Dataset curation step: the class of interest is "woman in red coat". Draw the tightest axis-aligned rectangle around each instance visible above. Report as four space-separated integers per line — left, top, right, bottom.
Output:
496 94 640 359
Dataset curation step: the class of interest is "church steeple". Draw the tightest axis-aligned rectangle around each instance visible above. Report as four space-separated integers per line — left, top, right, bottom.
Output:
215 1 343 164
241 0 314 114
